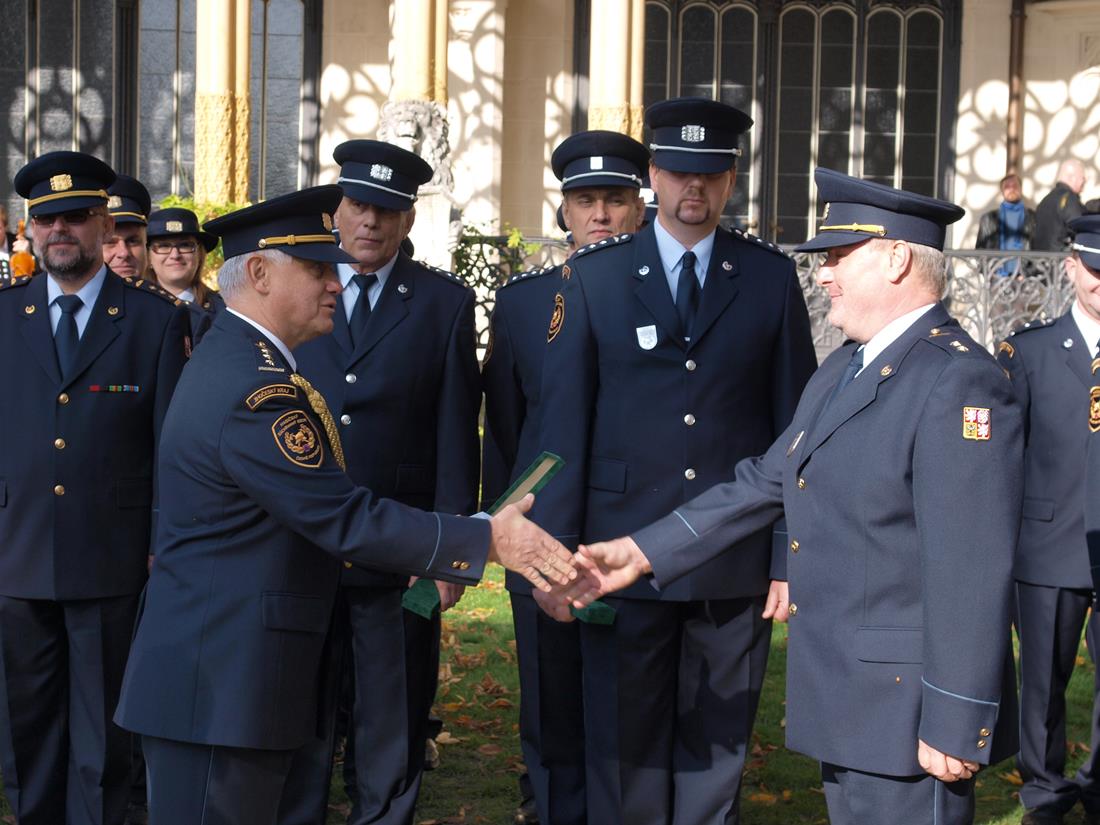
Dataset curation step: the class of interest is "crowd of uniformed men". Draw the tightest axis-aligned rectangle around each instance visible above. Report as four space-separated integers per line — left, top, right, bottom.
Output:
2 94 1100 825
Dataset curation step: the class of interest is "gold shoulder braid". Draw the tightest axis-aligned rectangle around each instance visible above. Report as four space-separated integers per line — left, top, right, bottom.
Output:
289 373 347 471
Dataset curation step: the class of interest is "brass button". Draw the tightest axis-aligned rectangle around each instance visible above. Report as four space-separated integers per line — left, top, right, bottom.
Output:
797 477 806 489
344 561 353 569
685 359 697 371
54 438 66 450
345 374 357 384
788 603 798 616
459 561 470 570
451 560 461 569
790 539 799 552
340 414 351 425
54 484 65 496
979 727 991 737
895 676 902 684
58 393 70 405
977 739 987 749
684 468 696 480
683 414 696 426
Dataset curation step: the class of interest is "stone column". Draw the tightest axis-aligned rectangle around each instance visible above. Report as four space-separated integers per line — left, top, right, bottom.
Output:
588 0 632 133
628 0 646 139
233 0 251 201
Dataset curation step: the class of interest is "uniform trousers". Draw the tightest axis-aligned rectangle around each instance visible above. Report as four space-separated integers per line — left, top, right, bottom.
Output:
1015 581 1100 815
579 595 770 825
0 593 138 825
277 584 439 825
821 763 976 825
511 591 586 825
144 735 293 825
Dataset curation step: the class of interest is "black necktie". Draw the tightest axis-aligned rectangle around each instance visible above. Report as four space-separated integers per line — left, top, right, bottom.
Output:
675 250 699 340
826 345 864 408
349 272 377 347
54 294 83 376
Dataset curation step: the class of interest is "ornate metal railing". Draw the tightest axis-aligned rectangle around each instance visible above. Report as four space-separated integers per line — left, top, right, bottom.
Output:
454 232 1072 362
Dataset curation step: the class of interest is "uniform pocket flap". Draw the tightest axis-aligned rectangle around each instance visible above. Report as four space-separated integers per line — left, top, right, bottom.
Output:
395 464 435 495
855 626 923 663
1021 497 1055 522
261 592 329 633
587 457 627 493
116 478 152 508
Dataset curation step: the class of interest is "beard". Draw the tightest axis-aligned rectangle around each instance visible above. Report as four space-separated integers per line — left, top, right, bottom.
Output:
43 232 99 279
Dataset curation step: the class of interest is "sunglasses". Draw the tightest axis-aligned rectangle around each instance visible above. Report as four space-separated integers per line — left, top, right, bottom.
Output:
150 241 199 255
30 209 97 227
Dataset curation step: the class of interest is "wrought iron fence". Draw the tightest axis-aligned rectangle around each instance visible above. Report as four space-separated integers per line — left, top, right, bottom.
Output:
453 231 1073 362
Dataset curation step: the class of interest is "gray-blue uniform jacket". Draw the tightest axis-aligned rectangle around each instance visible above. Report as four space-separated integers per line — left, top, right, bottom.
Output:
533 224 817 600
632 305 1022 774
997 312 1093 588
294 253 481 585
0 270 190 599
114 310 488 751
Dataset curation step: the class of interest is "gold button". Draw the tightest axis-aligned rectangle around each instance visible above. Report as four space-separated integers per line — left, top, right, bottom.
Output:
460 561 470 570
977 739 987 749
685 359 697 371
684 468 696 480
344 561 353 569
451 561 461 569
798 477 806 489
790 539 799 552
54 484 65 496
58 393 70 405
788 603 798 616
979 728 991 737
54 438 66 450
895 676 902 684
684 414 696 426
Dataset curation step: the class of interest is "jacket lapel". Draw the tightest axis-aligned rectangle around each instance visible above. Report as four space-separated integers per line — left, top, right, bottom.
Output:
349 254 412 365
632 227 684 350
64 272 124 388
19 272 62 384
687 230 740 351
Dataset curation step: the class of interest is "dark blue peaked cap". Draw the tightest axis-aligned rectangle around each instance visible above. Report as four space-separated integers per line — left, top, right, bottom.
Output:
333 140 432 212
551 130 649 191
203 185 356 264
1070 214 1100 270
148 207 219 252
107 175 152 225
795 168 965 252
14 150 116 216
645 97 753 174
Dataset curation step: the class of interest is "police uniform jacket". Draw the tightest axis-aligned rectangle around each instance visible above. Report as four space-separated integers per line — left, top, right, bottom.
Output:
633 305 1021 775
293 252 481 587
0 270 190 600
114 310 488 751
534 225 817 601
998 312 1092 588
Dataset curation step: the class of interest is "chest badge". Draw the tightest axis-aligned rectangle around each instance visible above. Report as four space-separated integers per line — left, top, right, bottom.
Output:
636 325 658 351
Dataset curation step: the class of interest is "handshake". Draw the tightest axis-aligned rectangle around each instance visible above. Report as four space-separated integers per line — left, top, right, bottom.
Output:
485 494 655 620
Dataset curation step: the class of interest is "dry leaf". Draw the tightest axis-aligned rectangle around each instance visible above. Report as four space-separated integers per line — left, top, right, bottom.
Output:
477 743 504 756
435 731 463 745
748 791 777 804
1001 769 1024 786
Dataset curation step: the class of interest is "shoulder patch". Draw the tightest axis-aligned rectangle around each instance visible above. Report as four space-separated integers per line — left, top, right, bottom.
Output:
272 410 324 468
0 274 32 291
245 383 298 410
572 233 634 260
729 227 792 258
502 264 556 289
1007 317 1056 337
547 293 565 342
121 276 184 305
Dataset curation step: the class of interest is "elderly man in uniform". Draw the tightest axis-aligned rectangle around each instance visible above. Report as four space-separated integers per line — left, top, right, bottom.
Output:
482 129 649 825
531 98 817 825
566 168 1023 825
1015 213 1100 825
0 151 190 825
276 140 481 825
111 186 574 825
102 174 152 279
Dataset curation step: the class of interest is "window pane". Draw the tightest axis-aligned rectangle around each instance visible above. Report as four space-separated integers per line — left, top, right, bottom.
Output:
901 11 941 195
863 10 901 184
776 8 816 242
817 8 853 190
644 3 670 109
680 5 716 99
719 7 754 111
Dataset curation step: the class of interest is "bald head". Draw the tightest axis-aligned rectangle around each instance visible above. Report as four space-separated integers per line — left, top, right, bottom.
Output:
1058 159 1087 194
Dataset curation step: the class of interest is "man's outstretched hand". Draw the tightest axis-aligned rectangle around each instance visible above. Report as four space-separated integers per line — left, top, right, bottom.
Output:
488 494 577 592
565 535 653 605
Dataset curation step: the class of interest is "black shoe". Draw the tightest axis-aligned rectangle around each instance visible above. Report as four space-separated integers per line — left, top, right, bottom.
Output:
1021 809 1063 825
514 796 539 825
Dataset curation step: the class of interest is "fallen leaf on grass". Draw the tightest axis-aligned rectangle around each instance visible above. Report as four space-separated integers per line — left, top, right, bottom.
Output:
463 607 494 621
435 731 463 745
748 791 777 804
485 698 514 709
1000 769 1024 786
477 743 504 756
475 673 509 696
782 789 792 801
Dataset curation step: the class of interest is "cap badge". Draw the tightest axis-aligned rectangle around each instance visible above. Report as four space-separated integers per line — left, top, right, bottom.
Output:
321 212 333 231
166 220 183 233
962 406 991 441
107 195 122 209
49 174 73 192
590 156 604 170
681 125 705 143
370 164 393 182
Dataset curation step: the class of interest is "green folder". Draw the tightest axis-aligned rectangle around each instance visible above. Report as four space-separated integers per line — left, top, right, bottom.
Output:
569 600 616 625
486 451 565 516
402 578 441 619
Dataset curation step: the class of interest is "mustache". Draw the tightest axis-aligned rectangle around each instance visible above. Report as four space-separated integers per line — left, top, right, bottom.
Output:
47 231 78 245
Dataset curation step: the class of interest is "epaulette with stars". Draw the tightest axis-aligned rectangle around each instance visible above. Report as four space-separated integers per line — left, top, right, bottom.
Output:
416 261 469 288
923 323 985 358
572 233 634 260
729 226 792 259
500 264 556 290
0 274 32 291
1006 316 1056 337
121 276 185 305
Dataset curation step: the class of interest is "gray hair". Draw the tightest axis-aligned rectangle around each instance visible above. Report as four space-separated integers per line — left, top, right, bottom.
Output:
867 238 947 298
217 248 292 299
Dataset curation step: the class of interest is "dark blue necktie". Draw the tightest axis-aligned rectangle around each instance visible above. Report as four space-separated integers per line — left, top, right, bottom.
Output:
826 345 864 408
54 294 83 376
675 250 699 340
349 272 377 347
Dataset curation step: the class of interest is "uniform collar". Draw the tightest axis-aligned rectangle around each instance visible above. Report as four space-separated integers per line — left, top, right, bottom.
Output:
46 264 108 310
859 303 937 374
653 215 715 281
1071 301 1100 358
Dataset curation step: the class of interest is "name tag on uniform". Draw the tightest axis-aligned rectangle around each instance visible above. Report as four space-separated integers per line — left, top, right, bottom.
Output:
636 325 658 350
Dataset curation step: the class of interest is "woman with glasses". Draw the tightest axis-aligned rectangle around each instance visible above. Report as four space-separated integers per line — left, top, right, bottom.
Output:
146 208 221 342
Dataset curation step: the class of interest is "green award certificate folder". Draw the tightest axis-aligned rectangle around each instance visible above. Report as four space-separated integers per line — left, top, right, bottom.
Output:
401 578 441 619
486 451 565 516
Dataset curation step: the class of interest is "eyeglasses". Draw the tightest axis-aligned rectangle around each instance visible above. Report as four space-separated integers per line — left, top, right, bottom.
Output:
30 209 96 227
150 241 198 255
